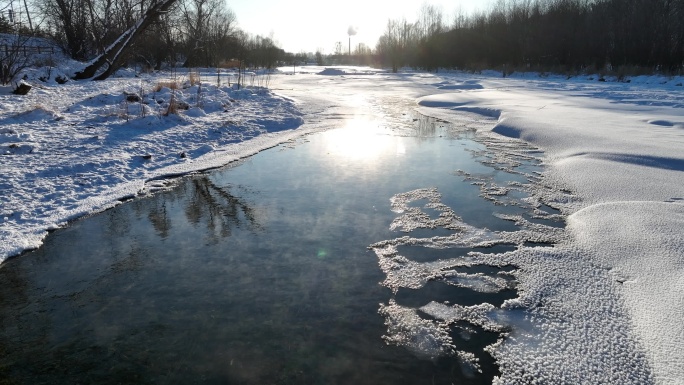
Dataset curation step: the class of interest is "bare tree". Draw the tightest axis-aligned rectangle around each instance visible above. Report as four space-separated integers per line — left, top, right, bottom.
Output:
376 19 417 72
39 0 91 60
417 3 444 40
0 34 33 85
452 4 467 29
140 9 183 70
72 0 178 80
22 0 33 31
179 0 236 67
0 3 42 85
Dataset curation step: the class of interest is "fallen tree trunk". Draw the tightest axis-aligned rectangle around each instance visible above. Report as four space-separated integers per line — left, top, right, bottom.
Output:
72 0 178 81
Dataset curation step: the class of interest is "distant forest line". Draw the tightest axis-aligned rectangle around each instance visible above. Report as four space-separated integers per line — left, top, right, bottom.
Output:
1 0 682 78
375 0 684 75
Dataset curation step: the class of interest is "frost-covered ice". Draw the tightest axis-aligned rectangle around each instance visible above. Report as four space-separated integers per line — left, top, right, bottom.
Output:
0 68 306 260
280 68 683 383
413 73 684 384
371 161 656 384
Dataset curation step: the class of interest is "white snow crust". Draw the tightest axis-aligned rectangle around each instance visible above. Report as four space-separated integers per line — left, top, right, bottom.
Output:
414 73 684 384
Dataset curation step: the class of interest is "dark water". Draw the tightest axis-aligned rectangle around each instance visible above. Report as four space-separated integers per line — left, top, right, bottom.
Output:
0 119 546 384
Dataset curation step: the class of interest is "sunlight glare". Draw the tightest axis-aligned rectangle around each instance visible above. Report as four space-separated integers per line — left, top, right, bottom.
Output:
324 118 395 162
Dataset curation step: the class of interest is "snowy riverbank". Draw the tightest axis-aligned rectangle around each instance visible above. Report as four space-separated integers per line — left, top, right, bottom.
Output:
0 69 306 259
415 72 684 385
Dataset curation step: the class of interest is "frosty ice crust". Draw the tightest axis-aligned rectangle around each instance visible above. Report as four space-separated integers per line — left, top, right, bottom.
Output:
415 76 683 384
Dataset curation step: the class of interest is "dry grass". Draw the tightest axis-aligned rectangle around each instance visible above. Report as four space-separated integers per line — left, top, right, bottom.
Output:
163 93 190 116
13 104 65 121
153 81 180 92
164 92 178 116
218 59 240 68
188 69 200 86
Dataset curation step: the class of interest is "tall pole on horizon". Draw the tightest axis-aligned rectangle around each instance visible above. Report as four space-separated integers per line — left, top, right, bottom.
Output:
347 26 357 59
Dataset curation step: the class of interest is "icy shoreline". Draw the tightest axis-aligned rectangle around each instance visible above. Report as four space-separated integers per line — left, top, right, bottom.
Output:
416 74 684 384
0 71 307 260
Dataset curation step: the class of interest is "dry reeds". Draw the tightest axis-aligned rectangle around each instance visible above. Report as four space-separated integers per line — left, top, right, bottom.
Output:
164 90 178 116
188 69 200 86
153 81 180 92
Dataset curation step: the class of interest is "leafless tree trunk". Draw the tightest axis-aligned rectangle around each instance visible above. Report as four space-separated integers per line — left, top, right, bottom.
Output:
179 0 236 67
23 0 33 31
418 3 443 40
72 0 178 80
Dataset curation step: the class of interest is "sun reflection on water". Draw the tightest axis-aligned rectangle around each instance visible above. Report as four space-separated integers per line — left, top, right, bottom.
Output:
324 117 402 162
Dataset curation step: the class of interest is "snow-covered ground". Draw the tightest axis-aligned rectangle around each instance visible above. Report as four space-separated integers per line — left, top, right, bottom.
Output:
415 72 684 385
0 68 306 258
1 64 683 384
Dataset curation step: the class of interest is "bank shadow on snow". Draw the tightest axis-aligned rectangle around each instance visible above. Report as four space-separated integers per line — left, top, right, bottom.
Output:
566 152 684 171
438 84 484 90
490 120 522 139
430 80 484 91
316 68 380 76
646 119 684 128
417 99 502 120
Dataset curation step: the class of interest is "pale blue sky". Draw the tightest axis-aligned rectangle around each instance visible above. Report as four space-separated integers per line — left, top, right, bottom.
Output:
228 0 489 54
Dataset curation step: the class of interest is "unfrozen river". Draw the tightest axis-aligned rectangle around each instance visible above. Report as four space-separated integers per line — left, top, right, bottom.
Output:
0 72 566 384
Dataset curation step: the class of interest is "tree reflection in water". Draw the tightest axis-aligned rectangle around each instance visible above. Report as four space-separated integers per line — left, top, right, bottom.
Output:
0 173 265 383
183 177 262 243
147 200 171 239
141 174 262 242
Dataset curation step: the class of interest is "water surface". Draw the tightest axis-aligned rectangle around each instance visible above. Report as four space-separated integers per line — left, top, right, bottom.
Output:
0 117 550 384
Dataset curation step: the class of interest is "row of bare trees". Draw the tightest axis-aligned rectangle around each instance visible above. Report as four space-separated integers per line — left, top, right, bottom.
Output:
14 0 683 79
375 4 446 73
377 0 684 74
0 0 287 81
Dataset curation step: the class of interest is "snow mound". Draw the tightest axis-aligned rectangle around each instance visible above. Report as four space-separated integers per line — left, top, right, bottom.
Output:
318 68 347 76
305 66 381 76
568 201 684 383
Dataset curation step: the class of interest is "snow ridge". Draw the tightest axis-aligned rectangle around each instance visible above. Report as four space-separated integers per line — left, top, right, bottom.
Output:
418 73 684 384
